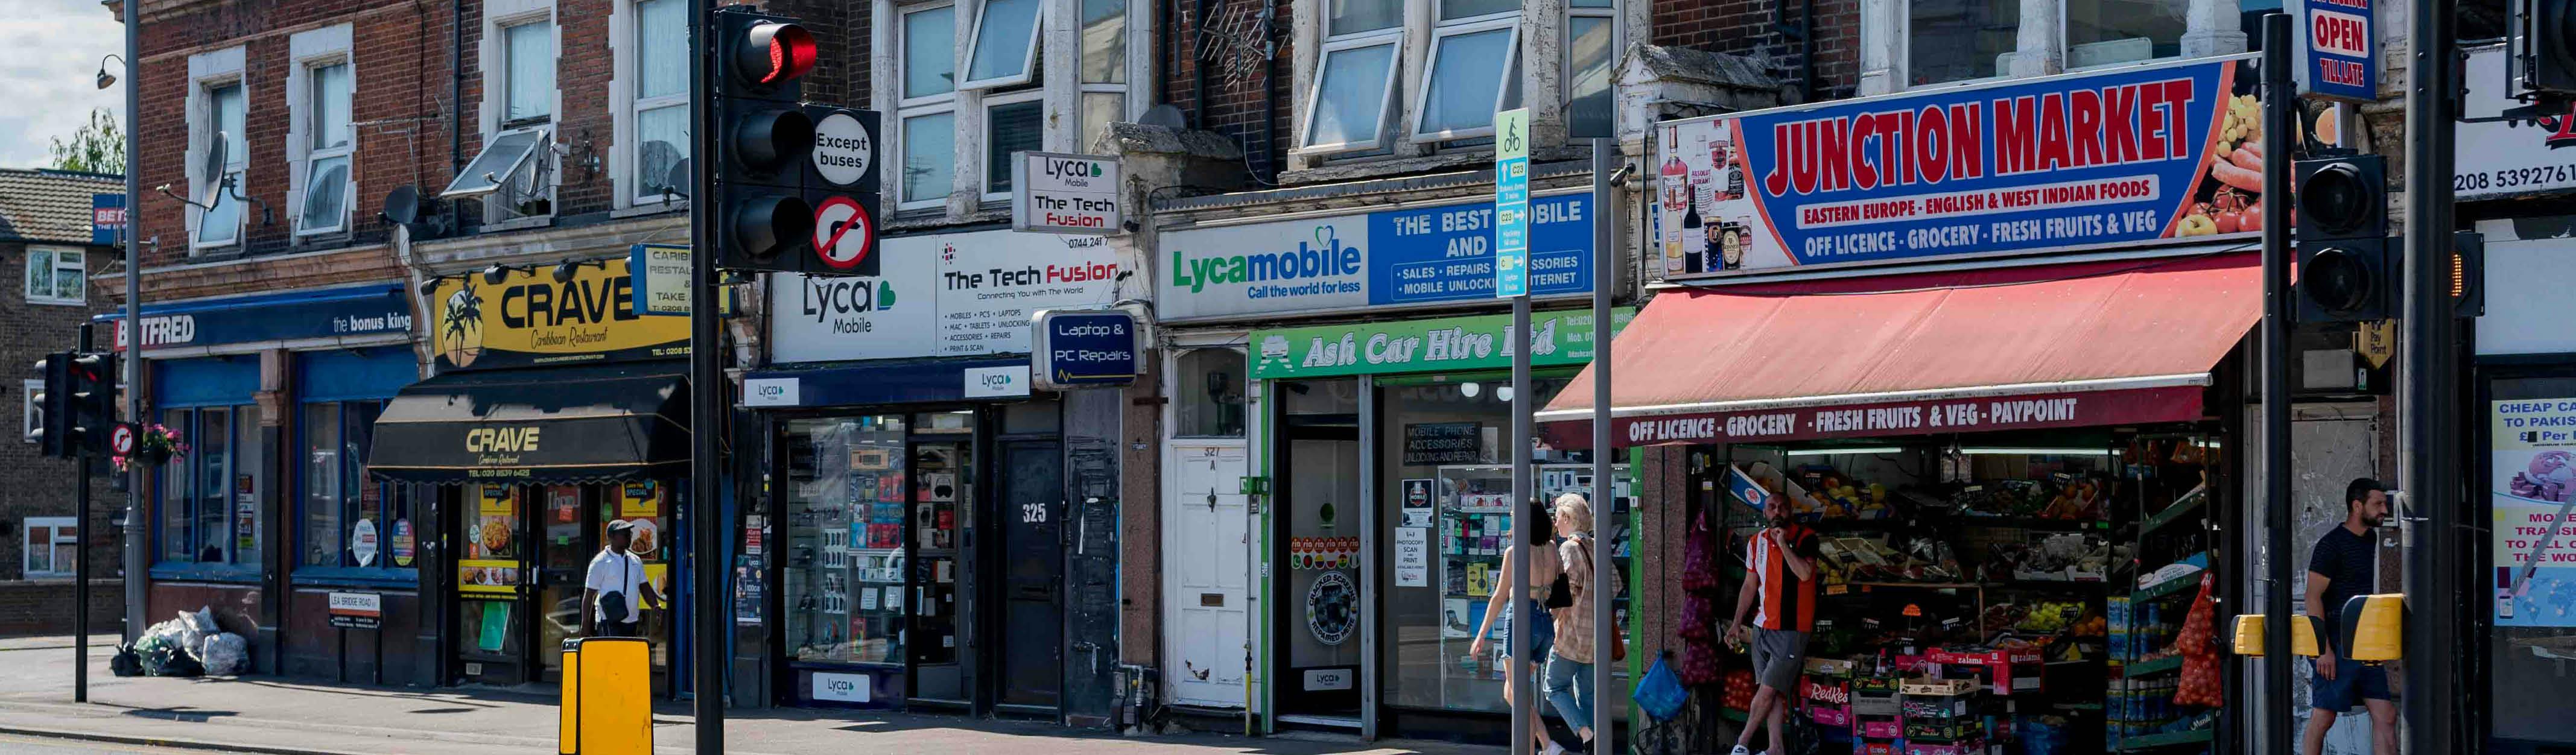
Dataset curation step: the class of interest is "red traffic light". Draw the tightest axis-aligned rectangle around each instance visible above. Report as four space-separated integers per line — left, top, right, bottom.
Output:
737 21 817 86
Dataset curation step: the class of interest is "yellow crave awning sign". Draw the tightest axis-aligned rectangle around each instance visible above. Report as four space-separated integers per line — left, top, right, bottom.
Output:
427 258 690 371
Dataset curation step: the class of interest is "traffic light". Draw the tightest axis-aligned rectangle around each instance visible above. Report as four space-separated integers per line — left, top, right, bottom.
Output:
66 351 116 455
28 353 67 458
713 8 817 273
708 6 883 277
2524 0 2576 93
2293 154 2394 323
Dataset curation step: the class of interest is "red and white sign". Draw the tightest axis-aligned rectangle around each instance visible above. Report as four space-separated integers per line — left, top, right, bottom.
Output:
811 196 875 270
1544 385 2206 449
109 423 136 456
327 591 382 629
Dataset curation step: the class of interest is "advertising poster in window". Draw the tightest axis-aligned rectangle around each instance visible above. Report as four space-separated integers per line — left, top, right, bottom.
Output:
612 481 670 595
460 485 520 595
2491 397 2576 628
1649 54 2308 279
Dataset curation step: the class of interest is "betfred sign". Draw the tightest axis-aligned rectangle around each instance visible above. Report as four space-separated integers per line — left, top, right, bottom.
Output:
1012 151 1122 235
2300 0 2375 102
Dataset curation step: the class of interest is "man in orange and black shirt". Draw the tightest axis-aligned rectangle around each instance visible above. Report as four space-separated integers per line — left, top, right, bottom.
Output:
1725 491 1819 755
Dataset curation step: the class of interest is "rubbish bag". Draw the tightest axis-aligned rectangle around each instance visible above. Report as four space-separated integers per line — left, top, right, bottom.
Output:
175 607 217 654
159 651 205 678
199 633 248 677
109 644 144 677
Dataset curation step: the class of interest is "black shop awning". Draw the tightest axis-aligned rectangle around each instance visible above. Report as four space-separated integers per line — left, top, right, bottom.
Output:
368 363 689 484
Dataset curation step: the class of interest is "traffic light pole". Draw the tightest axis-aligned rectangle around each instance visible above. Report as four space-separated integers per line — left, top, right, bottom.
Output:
2257 14 2295 755
688 0 727 751
75 325 93 704
2399 0 2460 748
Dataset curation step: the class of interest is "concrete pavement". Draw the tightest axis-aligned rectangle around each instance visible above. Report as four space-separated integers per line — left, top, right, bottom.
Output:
0 637 1493 755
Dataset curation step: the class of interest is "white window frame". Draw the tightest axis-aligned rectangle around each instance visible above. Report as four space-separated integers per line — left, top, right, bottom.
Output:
893 0 962 212
959 0 1045 90
186 45 249 253
1407 17 1520 142
981 87 1047 201
614 0 691 209
20 379 42 443
2058 0 2171 72
1563 3 1619 132
21 516 77 579
24 246 84 305
1298 30 1407 154
478 1 560 224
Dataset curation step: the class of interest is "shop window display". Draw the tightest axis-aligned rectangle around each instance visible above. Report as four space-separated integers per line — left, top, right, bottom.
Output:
1663 434 2224 753
1375 375 1637 715
785 415 910 664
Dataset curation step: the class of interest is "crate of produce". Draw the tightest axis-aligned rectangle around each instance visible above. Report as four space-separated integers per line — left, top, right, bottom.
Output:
1929 647 2046 694
1854 690 1902 717
1806 677 1853 707
1900 738 1985 755
1906 675 1978 695
1856 675 1905 694
1903 717 1980 741
1809 703 1854 727
1859 718 1904 739
1806 656 1861 677
1855 741 1900 755
1902 696 1972 718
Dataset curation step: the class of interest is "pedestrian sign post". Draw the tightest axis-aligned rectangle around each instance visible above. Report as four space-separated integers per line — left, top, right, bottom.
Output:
1493 109 1531 299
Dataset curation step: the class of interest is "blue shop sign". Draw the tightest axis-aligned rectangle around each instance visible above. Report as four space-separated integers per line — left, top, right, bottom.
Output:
1158 192 1595 321
1030 309 1139 390
92 194 124 246
98 283 415 351
2300 0 2375 102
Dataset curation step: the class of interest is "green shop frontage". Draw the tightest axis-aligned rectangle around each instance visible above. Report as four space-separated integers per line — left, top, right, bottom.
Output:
1240 308 1640 741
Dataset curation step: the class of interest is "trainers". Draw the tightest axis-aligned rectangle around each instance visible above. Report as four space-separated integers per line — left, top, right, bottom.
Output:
1543 744 1566 755
1728 747 1751 755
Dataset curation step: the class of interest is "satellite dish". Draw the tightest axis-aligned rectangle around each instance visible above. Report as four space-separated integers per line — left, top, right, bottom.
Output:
662 157 693 200
195 133 230 204
1139 104 1186 130
382 185 422 224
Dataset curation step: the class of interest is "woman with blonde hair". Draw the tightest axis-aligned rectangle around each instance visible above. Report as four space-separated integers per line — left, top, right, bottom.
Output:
1546 491 1618 748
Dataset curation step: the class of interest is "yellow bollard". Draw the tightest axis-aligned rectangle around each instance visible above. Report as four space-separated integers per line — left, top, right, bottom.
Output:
2230 614 2323 656
559 637 653 754
2340 594 2405 662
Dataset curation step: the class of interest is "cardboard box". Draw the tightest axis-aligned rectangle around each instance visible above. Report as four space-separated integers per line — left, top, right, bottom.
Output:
1900 677 1978 697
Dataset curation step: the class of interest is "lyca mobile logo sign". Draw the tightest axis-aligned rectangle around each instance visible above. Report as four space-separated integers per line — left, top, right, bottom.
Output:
1170 226 1362 294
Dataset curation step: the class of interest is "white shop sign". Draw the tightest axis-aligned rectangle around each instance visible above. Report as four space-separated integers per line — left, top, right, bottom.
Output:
769 229 1121 363
812 672 872 703
1012 152 1122 235
2457 46 2576 201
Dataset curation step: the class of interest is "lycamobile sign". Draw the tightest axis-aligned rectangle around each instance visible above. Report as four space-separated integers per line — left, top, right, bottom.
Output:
1169 226 1363 294
1157 193 1596 321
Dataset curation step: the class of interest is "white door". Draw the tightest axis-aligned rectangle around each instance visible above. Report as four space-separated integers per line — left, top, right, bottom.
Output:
1167 441 1251 707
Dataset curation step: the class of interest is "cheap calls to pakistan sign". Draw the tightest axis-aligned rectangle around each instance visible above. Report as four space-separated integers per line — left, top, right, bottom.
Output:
1652 54 2273 277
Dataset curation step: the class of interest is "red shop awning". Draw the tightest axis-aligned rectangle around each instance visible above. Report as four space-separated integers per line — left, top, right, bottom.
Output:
1537 253 2260 447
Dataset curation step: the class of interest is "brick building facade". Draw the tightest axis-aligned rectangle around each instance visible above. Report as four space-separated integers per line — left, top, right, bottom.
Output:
0 168 122 637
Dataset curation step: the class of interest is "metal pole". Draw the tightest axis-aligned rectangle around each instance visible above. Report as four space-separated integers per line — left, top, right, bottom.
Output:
689 0 726 751
2400 0 2460 748
1587 139 1615 753
121 0 147 648
2257 14 2294 755
1509 289 1531 755
75 324 94 703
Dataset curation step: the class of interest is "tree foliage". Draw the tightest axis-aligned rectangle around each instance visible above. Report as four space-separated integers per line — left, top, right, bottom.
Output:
48 108 124 175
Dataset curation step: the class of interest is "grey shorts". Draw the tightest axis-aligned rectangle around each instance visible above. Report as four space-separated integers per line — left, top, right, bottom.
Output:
1750 628 1809 692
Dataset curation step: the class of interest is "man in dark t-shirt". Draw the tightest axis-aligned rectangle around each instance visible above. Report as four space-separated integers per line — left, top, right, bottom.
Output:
2302 478 2395 755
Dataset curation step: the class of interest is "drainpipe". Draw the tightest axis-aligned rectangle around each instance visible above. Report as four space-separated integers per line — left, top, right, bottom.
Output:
452 0 466 171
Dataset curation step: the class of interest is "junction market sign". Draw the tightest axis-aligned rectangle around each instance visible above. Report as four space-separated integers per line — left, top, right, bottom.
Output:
1651 54 2270 279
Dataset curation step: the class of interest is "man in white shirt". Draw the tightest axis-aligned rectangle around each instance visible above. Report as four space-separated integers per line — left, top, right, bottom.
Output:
582 520 665 638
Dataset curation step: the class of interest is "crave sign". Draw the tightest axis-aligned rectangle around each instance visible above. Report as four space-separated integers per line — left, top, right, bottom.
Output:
1653 55 2269 277
427 257 688 370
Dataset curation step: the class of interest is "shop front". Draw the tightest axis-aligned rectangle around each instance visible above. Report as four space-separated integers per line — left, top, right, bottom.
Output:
744 228 1125 718
1150 182 1605 739
102 282 424 683
1538 56 2329 754
2457 43 2576 755
366 258 693 690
